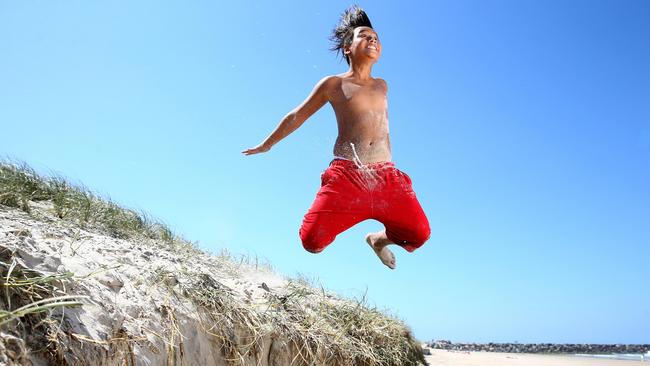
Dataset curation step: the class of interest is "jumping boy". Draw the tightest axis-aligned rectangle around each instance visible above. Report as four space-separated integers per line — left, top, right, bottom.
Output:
243 5 430 269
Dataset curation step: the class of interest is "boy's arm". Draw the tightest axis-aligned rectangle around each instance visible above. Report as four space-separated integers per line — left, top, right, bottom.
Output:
242 76 334 155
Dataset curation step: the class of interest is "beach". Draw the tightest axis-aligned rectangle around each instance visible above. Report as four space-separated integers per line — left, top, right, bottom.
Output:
425 350 644 365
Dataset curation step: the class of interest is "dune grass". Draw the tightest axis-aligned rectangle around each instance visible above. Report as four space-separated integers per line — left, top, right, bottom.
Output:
265 280 426 366
175 270 426 365
0 160 192 251
0 256 86 326
0 248 87 365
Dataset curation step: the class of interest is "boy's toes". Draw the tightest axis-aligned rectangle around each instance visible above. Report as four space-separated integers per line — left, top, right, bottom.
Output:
376 246 396 270
384 248 396 269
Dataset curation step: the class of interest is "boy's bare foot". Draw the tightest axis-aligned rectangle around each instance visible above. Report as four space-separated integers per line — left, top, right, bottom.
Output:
365 232 396 269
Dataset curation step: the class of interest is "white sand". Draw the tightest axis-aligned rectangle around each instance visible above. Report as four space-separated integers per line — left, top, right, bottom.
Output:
426 350 644 366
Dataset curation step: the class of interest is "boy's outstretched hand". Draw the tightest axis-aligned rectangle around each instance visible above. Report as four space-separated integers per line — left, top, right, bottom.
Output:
242 143 270 155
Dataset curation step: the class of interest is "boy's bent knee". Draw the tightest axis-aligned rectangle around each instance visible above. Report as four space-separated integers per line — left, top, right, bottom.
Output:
299 230 332 254
302 245 324 254
400 224 431 252
301 239 328 254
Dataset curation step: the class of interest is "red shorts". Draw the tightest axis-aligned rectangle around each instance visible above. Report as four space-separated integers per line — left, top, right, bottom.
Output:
299 159 430 253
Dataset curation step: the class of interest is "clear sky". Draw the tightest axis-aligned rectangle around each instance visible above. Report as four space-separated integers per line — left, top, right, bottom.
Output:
1 1 649 344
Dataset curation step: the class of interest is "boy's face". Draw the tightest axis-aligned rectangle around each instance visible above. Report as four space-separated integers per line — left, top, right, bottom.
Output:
345 26 381 63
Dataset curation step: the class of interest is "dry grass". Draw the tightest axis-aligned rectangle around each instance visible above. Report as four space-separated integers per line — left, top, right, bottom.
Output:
175 271 426 366
0 248 87 364
180 273 267 364
0 253 86 326
266 281 426 366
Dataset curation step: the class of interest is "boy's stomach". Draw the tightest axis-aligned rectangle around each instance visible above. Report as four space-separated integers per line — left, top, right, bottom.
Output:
333 137 392 164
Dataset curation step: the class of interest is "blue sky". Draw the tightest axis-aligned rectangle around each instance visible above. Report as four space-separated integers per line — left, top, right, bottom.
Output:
1 1 649 344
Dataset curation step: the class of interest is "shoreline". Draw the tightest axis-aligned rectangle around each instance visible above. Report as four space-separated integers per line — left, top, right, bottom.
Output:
425 350 646 365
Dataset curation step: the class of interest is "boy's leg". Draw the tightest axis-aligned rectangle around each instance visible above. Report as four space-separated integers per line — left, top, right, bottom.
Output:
299 161 372 253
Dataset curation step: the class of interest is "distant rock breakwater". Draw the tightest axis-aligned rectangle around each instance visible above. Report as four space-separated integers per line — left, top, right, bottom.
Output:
428 340 650 354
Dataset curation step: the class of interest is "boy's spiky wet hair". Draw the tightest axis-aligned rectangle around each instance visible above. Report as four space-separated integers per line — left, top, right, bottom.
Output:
329 5 373 65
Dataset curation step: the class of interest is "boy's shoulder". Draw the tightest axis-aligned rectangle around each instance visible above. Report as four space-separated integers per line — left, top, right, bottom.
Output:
375 77 388 91
318 74 344 87
311 75 340 91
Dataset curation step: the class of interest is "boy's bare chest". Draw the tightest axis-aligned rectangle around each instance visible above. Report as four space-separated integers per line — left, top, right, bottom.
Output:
330 81 387 112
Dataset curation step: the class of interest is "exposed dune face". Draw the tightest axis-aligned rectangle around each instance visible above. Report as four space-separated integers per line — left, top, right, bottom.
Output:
0 163 426 366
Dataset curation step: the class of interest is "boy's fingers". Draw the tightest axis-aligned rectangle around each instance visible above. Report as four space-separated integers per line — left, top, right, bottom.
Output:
242 144 270 155
242 147 260 155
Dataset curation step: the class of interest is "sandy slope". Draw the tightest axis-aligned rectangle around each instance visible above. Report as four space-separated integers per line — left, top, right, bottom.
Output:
425 350 644 365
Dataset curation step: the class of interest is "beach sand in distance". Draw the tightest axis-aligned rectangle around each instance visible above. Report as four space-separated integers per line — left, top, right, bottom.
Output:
426 350 643 366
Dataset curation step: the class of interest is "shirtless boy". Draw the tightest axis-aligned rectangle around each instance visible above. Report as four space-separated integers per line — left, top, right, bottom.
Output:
243 6 430 269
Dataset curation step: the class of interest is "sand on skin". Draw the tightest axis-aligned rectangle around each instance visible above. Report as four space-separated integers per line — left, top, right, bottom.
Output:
426 350 644 366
